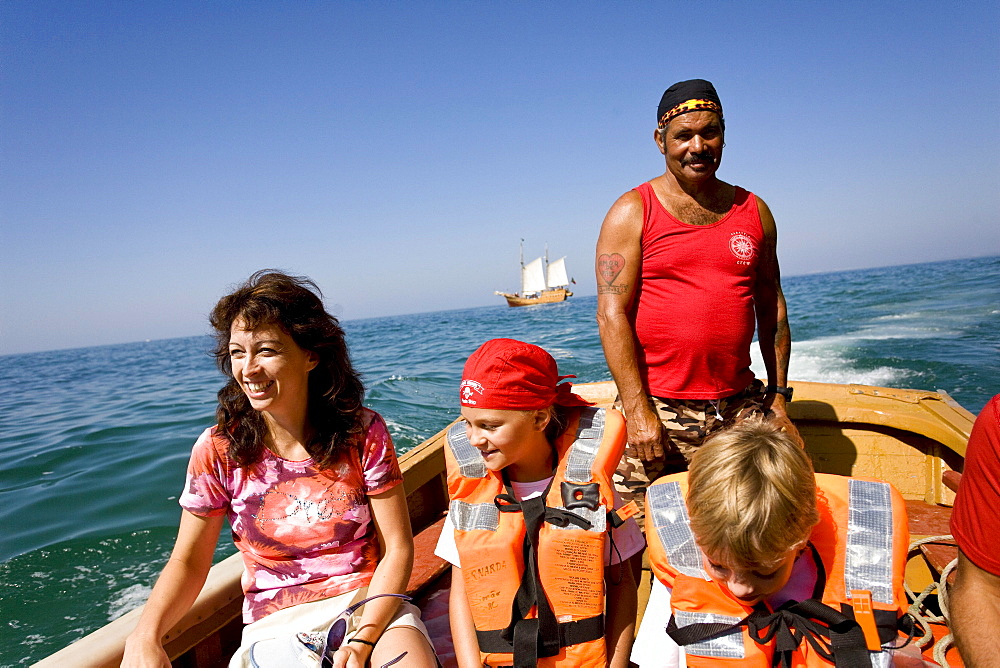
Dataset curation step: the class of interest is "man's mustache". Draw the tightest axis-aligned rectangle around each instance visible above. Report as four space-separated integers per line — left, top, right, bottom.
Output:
682 152 717 165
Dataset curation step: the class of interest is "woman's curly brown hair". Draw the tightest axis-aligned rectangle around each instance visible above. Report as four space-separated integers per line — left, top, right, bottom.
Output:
209 270 365 469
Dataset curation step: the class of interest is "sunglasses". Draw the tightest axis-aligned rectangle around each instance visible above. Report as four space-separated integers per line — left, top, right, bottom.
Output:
295 593 412 668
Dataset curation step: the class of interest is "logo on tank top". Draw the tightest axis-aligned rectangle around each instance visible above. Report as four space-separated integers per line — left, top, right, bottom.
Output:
729 231 756 265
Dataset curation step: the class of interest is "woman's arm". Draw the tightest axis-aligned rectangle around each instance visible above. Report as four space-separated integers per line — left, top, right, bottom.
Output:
330 483 414 668
121 511 225 667
449 567 484 668
605 563 637 668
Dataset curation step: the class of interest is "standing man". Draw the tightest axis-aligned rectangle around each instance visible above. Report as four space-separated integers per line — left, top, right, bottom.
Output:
596 79 799 518
949 394 1000 667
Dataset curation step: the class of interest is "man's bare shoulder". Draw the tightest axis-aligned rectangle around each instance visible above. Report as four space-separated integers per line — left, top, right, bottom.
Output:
753 194 778 235
601 189 644 234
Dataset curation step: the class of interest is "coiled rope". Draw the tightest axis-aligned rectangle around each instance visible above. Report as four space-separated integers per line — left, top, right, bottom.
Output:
906 534 958 667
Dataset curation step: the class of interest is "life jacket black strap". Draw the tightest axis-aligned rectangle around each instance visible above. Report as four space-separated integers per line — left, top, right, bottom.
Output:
492 475 598 667
495 493 593 530
838 603 913 647
666 598 875 668
476 614 605 655
495 493 557 666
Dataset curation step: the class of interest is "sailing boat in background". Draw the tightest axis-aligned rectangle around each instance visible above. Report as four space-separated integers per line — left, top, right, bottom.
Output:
495 240 574 307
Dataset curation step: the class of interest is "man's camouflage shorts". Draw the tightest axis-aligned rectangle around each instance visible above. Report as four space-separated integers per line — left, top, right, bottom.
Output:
612 379 765 526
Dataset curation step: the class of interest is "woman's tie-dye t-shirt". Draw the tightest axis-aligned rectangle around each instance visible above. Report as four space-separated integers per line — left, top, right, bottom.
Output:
179 409 403 622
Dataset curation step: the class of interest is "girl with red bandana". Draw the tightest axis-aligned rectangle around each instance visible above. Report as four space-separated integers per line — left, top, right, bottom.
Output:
434 339 643 667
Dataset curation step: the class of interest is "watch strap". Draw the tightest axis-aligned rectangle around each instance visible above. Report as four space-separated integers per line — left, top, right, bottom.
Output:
764 385 794 400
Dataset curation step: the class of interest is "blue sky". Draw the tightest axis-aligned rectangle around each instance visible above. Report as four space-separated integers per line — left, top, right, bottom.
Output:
3 1 998 355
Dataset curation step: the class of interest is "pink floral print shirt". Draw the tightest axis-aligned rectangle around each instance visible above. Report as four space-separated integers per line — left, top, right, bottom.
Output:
179 408 403 622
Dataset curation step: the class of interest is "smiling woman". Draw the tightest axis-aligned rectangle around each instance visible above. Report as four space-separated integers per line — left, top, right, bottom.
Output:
226 324 318 460
208 271 366 470
121 270 438 668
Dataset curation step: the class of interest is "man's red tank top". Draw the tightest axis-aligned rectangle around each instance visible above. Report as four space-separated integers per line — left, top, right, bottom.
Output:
631 182 762 399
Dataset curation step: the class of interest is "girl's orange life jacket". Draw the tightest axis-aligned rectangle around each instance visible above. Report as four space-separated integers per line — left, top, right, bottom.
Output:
644 473 911 667
444 406 626 668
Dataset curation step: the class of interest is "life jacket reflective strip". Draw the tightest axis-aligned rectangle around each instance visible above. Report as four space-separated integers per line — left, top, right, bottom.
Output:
645 473 910 667
445 406 626 668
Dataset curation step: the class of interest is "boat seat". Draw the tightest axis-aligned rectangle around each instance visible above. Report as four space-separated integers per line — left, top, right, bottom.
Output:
942 469 961 493
906 470 961 587
406 515 450 595
920 541 959 583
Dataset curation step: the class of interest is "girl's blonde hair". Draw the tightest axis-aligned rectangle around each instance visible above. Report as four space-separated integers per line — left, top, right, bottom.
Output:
687 418 819 568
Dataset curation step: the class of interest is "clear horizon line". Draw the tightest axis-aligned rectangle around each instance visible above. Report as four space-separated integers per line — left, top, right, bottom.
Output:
2 253 996 358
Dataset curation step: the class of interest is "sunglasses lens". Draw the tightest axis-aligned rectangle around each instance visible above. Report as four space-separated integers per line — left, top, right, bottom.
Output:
321 593 412 664
326 618 347 652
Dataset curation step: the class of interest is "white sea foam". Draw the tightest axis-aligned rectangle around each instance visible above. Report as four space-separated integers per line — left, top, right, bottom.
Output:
544 346 577 360
382 418 422 437
850 323 958 341
750 336 910 387
107 583 152 621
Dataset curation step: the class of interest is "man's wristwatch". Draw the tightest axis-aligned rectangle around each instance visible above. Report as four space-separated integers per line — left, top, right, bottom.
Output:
764 385 794 401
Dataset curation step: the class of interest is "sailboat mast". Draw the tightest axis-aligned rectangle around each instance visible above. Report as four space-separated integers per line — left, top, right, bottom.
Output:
519 239 525 296
544 243 549 289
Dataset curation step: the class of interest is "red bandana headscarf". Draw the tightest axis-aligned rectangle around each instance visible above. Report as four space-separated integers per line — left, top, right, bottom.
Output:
459 338 594 410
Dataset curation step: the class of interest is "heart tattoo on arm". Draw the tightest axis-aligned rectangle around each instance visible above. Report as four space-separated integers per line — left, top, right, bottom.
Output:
598 253 628 294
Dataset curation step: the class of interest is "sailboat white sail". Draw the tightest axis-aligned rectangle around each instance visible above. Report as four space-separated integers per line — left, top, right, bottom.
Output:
546 257 569 288
522 257 547 294
495 240 573 307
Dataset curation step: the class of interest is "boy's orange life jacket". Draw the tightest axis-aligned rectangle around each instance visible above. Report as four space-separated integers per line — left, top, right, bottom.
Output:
645 473 910 667
444 406 626 668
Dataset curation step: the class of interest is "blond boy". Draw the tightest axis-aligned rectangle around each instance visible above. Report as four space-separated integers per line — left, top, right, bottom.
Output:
635 419 911 667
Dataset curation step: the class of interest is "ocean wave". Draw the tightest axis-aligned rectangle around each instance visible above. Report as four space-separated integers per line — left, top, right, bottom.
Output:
382 418 424 436
108 583 153 621
751 338 910 388
851 324 960 340
371 374 415 384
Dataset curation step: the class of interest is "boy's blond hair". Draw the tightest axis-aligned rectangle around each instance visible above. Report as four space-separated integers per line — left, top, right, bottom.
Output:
687 418 819 569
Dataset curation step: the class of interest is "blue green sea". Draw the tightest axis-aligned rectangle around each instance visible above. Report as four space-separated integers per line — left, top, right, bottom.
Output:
2 255 998 666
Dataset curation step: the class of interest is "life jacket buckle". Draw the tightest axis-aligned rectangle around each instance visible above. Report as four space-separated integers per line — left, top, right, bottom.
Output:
849 590 883 651
561 482 600 510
